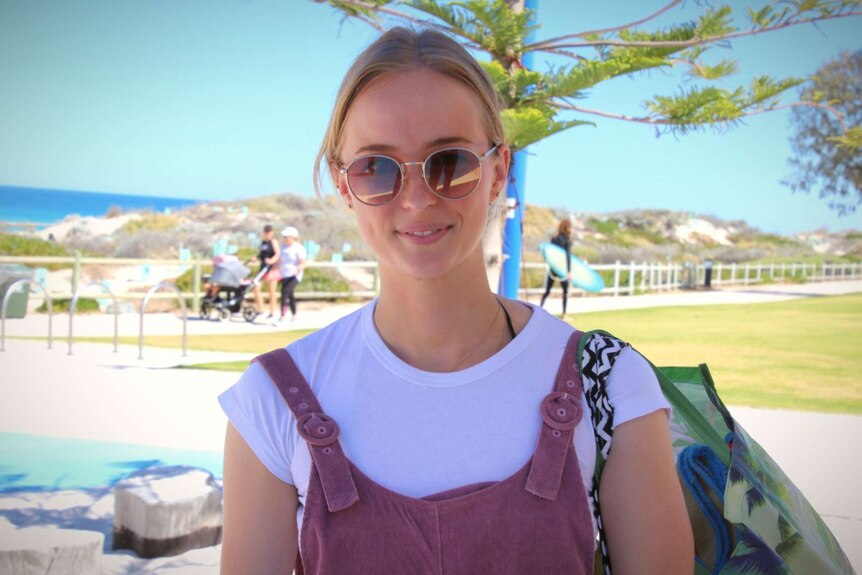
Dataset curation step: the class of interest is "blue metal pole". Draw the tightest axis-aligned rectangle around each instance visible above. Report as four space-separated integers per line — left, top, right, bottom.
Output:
500 0 537 298
500 151 527 297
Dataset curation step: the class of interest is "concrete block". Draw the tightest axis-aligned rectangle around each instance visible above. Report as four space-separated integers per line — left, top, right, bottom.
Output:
112 465 222 558
0 521 103 575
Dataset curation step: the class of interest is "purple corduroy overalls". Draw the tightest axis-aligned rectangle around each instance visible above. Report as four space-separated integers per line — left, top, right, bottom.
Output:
254 330 595 574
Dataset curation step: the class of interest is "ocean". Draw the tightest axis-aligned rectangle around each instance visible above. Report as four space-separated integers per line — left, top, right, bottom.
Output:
0 185 200 227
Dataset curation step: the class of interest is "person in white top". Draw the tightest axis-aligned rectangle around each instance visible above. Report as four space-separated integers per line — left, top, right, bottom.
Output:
276 226 307 325
219 27 693 575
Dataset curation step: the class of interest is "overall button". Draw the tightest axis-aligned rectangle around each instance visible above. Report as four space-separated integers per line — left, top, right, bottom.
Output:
540 392 582 430
297 412 340 446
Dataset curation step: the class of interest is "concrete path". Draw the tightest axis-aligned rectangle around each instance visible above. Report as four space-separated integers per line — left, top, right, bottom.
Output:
731 407 862 571
4 280 860 341
1 279 860 573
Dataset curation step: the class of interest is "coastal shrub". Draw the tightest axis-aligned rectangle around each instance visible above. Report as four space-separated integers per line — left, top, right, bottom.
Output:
589 218 621 236
36 297 100 313
114 230 178 258
522 266 548 290
0 233 69 257
178 264 352 297
174 264 214 293
172 258 354 297
235 247 257 263
120 213 180 234
297 267 351 294
522 204 560 252
0 233 70 271
65 234 116 257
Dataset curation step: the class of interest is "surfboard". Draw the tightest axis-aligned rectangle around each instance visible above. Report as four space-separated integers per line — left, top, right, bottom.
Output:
539 242 605 293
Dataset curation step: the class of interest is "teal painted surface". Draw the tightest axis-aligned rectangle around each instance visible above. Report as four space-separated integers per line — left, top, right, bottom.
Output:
0 432 223 492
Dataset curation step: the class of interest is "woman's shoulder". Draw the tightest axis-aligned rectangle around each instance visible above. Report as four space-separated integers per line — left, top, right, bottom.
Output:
222 304 371 414
511 300 577 349
285 303 371 376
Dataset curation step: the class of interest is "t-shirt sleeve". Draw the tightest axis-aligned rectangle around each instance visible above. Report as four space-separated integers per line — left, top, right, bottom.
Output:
604 346 671 429
218 361 296 485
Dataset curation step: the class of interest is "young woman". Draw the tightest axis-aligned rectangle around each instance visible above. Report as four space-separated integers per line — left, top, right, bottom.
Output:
540 218 573 315
252 224 281 323
220 27 692 574
277 226 306 325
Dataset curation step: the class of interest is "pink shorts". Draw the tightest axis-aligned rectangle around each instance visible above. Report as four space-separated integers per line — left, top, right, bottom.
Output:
262 267 282 282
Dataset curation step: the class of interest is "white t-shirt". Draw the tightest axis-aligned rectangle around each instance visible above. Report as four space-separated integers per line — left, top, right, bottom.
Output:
279 242 307 281
219 301 669 539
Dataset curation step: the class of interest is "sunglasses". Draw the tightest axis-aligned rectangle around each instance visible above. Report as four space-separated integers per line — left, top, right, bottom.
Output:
339 145 499 206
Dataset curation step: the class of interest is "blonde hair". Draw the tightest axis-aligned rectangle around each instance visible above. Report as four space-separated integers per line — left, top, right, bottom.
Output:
314 26 506 195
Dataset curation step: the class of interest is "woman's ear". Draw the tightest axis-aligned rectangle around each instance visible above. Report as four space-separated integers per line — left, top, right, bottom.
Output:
330 163 354 209
490 144 511 203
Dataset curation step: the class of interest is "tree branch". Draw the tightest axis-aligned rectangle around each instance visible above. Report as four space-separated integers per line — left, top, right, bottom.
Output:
551 100 668 125
668 57 706 76
550 99 850 131
528 0 684 50
313 0 442 32
526 10 862 53
312 0 484 50
743 101 849 132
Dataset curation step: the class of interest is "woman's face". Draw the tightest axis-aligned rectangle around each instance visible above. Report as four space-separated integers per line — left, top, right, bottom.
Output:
336 68 509 281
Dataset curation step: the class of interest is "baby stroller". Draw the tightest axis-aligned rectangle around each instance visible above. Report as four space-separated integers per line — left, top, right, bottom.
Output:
200 255 267 322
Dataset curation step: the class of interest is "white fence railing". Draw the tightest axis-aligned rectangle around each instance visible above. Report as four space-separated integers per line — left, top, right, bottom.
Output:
0 255 379 312
1 255 860 312
521 260 862 297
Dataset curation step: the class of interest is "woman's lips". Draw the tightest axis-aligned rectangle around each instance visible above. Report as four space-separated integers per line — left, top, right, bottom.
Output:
398 225 451 243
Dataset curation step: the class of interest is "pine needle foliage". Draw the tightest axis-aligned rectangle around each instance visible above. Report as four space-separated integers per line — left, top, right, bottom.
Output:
315 0 861 216
315 0 860 153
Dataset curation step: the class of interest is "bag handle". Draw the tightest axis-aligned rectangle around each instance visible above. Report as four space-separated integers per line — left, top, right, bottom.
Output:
578 329 730 476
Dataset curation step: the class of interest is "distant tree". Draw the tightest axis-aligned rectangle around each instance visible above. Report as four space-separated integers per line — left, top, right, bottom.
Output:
785 50 862 215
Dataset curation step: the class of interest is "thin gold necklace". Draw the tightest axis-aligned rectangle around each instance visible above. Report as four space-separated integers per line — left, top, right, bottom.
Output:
451 299 504 371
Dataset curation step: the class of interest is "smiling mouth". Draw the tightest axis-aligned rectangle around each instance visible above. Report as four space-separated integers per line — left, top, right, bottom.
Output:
400 226 452 241
406 229 441 237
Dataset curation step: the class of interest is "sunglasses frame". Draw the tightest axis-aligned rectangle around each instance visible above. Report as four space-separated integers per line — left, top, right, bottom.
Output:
339 144 499 207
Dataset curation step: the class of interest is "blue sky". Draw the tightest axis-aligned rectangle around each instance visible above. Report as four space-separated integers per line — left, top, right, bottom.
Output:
0 0 860 235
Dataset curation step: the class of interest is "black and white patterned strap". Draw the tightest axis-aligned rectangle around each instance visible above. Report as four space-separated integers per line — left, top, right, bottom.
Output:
580 332 628 575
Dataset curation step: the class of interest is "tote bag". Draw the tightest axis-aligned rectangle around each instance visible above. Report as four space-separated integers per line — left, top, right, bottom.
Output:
578 330 855 575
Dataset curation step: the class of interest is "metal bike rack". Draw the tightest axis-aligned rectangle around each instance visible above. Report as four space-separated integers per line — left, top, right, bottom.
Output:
139 281 187 360
1 279 53 352
68 281 119 355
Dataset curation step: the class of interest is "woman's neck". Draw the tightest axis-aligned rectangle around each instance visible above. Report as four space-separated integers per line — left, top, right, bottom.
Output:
374 255 509 372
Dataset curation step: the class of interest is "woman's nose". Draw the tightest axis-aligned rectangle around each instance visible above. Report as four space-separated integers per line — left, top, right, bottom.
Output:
397 163 438 210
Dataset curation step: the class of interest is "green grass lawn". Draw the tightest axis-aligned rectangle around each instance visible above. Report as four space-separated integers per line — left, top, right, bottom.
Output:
569 293 862 414
74 329 315 355
75 294 862 414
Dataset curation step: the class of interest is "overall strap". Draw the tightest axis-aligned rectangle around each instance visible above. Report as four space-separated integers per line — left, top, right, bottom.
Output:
525 330 585 500
253 349 359 512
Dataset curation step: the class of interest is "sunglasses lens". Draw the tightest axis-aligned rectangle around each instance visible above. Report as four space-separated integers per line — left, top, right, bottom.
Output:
425 149 482 199
346 156 402 205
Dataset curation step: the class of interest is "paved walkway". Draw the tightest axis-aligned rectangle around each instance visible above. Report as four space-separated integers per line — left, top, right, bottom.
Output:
5 280 861 342
1 280 860 573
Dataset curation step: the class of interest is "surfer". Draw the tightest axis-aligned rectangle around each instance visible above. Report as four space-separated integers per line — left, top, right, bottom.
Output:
540 218 573 315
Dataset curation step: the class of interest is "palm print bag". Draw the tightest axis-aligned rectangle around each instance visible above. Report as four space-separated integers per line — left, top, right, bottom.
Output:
578 330 855 575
